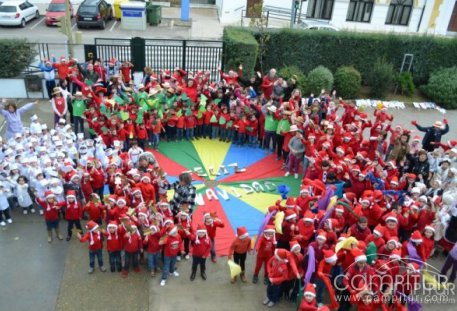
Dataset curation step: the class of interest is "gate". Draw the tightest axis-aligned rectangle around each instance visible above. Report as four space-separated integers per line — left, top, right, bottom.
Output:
92 37 223 81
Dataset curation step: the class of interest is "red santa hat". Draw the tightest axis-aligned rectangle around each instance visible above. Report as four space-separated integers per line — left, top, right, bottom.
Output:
66 190 77 206
117 197 127 206
107 194 118 203
237 226 249 239
274 249 288 263
424 225 435 233
316 229 327 241
45 190 55 200
335 204 345 214
303 283 316 297
373 225 384 237
390 176 399 185
385 212 398 223
132 187 142 195
410 230 423 243
359 194 371 205
303 210 315 223
335 145 346 154
195 224 208 244
300 185 311 194
412 135 421 141
389 248 402 260
323 249 337 264
86 220 99 245
285 197 296 209
408 262 421 273
263 225 276 244
387 161 397 169
107 221 118 240
343 192 356 203
351 248 367 263
387 236 400 248
290 240 301 252
284 209 297 221
141 174 152 182
448 140 457 148
167 224 178 236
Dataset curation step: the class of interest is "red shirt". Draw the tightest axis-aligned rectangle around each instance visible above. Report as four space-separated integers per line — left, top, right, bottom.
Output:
37 198 65 221
84 202 104 221
228 237 252 258
136 125 148 140
144 232 161 253
185 115 196 128
80 231 103 251
266 257 289 285
65 201 83 221
105 231 122 252
205 220 224 239
162 234 183 257
123 232 142 252
256 235 276 259
89 168 105 189
190 235 212 257
176 116 185 129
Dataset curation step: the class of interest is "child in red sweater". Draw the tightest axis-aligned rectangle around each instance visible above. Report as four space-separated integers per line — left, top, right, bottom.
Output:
144 225 161 277
77 220 107 274
136 123 148 149
105 221 122 272
160 224 183 286
122 223 143 277
228 226 252 283
190 224 212 281
65 190 83 241
185 112 196 140
36 190 66 243
253 225 276 284
176 114 185 141
204 212 225 263
83 194 105 224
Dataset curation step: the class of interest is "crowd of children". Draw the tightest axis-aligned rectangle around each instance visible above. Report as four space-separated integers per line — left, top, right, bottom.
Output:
0 56 455 310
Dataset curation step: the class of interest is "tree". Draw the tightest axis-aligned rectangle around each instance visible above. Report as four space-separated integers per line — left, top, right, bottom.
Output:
249 3 270 73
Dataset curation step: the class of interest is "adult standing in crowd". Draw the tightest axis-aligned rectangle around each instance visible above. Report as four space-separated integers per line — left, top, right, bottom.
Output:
0 99 38 140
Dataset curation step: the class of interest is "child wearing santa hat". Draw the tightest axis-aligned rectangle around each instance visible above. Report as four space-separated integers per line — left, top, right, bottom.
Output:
253 225 276 285
159 224 183 286
176 207 193 261
104 221 122 272
36 191 66 243
76 220 106 274
189 224 212 281
421 225 435 261
64 190 83 241
316 249 338 307
228 226 252 283
298 283 318 311
264 249 290 308
143 224 161 277
122 222 142 277
203 212 224 263
84 194 105 225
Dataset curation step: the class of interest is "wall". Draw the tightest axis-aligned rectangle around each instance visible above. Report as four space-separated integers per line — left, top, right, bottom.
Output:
217 0 455 35
0 80 28 99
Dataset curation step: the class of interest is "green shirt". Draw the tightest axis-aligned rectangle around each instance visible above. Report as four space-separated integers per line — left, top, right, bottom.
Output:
264 114 279 132
276 119 291 135
72 99 86 117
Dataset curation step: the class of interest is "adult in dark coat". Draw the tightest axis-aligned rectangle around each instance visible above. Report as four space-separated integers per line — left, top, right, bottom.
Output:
411 119 449 152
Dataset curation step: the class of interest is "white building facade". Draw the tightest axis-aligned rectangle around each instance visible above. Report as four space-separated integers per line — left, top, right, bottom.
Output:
216 0 457 36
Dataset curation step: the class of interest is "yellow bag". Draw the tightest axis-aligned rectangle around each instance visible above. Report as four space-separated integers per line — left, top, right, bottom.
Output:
275 211 285 234
228 260 242 278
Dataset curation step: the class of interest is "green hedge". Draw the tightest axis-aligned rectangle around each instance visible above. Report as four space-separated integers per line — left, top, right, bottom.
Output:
421 67 457 109
230 27 457 85
334 66 361 99
277 66 307 93
222 28 259 77
0 39 36 78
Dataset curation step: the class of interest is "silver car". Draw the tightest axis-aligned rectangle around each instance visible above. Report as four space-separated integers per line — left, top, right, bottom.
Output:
0 0 40 27
296 20 339 31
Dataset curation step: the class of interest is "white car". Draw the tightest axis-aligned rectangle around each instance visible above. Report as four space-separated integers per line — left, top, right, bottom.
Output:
0 1 40 27
296 20 339 31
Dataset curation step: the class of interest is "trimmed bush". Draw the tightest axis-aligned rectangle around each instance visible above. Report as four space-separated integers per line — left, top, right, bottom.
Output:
238 27 457 84
222 28 259 76
368 58 395 99
421 67 457 109
334 66 361 99
0 39 36 78
397 72 415 97
278 66 307 93
306 66 333 95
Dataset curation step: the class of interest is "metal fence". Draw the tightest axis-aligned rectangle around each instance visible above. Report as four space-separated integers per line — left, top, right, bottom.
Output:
25 38 223 80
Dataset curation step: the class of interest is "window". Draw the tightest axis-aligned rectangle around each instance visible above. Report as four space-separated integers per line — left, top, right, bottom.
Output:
385 0 412 25
346 0 373 22
307 0 334 20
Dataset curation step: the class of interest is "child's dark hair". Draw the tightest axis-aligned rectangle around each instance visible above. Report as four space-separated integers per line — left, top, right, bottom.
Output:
17 175 29 183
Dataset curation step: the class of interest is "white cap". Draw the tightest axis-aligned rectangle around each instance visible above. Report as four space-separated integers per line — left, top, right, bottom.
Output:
31 115 38 121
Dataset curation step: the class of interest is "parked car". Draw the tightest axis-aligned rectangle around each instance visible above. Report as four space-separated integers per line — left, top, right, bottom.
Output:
76 0 112 29
45 0 73 26
296 20 339 31
0 0 39 27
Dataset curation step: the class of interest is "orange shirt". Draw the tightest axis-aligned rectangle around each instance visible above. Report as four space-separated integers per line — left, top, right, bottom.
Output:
228 237 252 258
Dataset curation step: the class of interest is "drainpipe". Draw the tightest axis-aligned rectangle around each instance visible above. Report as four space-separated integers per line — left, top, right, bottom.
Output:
417 0 428 32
